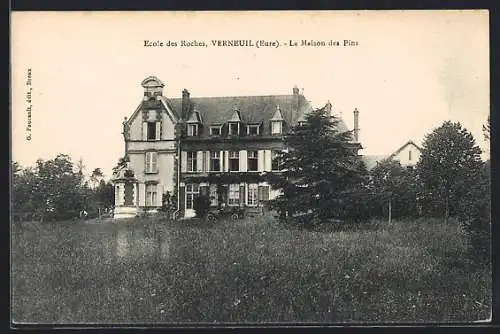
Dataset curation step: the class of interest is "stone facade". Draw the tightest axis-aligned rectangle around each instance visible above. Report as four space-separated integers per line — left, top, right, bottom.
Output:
112 76 360 219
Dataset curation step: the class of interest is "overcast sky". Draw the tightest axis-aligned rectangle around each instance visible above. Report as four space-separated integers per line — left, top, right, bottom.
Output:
12 10 489 179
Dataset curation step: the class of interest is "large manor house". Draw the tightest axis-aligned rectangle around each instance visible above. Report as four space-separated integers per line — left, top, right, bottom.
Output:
112 76 419 219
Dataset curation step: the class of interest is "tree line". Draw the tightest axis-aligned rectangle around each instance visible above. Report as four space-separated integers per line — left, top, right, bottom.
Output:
11 106 490 261
267 106 490 260
11 155 114 222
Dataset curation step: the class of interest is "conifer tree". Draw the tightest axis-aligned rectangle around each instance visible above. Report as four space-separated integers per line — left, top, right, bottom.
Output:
269 105 367 223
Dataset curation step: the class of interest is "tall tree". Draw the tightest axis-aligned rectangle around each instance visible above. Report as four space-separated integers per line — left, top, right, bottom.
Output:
95 180 115 210
75 157 86 185
12 162 40 218
416 121 483 220
369 159 420 220
269 105 367 223
36 154 85 219
90 168 104 189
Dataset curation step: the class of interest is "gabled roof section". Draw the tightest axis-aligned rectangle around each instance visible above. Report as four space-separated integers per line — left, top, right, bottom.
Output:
125 102 143 127
270 105 284 121
388 140 422 159
127 96 179 125
141 76 164 88
158 96 180 121
228 108 242 122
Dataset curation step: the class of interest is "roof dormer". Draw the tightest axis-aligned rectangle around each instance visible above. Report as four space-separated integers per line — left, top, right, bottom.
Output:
228 107 241 136
141 76 165 100
186 110 202 137
296 112 307 127
270 105 284 135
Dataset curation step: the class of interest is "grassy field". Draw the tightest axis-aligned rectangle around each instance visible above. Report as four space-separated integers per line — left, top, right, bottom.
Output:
11 215 491 324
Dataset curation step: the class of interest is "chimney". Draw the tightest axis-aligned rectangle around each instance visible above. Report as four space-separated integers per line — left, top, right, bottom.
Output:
353 108 360 142
181 89 190 121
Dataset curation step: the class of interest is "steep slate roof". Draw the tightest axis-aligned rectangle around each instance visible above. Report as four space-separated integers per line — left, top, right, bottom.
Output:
167 94 351 138
168 94 307 138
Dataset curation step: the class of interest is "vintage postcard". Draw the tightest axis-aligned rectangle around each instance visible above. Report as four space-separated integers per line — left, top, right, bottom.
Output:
11 10 491 325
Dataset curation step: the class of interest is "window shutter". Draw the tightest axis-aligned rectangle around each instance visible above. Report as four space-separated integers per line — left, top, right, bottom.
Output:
145 152 151 173
205 151 210 172
219 150 224 172
197 151 203 172
239 150 247 172
263 186 270 201
152 152 158 173
156 122 161 140
181 151 187 173
224 151 229 172
258 150 265 172
139 183 146 206
265 150 272 172
156 184 163 207
142 122 148 141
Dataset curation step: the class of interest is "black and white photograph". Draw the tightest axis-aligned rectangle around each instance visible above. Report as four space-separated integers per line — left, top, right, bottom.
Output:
11 10 491 324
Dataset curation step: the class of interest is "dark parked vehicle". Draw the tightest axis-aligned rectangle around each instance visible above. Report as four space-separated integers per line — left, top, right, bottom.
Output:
207 205 244 223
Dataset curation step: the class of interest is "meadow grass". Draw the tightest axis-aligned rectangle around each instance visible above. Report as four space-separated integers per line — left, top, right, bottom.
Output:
11 215 491 324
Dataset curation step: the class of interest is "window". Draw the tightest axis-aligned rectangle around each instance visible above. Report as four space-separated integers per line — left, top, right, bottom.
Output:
145 151 158 173
258 185 270 203
228 184 240 206
408 150 412 161
271 150 280 171
124 183 134 206
146 183 157 207
186 184 199 209
147 122 157 140
229 151 239 172
247 184 258 206
146 110 157 122
210 151 221 172
247 151 258 171
228 122 240 136
210 126 221 137
187 124 198 137
209 184 218 207
271 121 282 135
247 125 260 136
187 152 197 172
